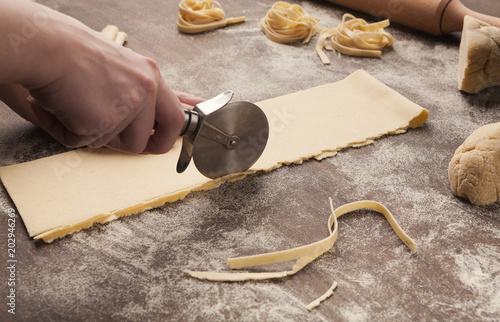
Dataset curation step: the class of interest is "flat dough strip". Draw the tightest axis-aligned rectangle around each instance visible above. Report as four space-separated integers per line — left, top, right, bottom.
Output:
0 70 428 242
177 0 245 34
316 14 394 64
185 199 417 310
260 2 322 44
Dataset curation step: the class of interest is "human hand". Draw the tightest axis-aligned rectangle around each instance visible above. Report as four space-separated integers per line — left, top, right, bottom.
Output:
1 1 204 154
27 24 192 154
1 84 204 154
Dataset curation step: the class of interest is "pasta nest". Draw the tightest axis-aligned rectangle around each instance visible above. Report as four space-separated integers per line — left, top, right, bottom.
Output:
318 13 394 61
177 0 245 33
178 0 226 25
261 1 322 44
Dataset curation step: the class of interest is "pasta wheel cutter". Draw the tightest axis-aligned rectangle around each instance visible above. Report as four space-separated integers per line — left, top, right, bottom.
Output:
177 90 269 179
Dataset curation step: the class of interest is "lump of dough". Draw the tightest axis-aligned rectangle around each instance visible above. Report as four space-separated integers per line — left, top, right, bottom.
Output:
448 122 500 205
458 16 500 93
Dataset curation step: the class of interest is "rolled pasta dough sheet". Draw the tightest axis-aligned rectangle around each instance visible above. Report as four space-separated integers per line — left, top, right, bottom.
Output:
0 70 428 242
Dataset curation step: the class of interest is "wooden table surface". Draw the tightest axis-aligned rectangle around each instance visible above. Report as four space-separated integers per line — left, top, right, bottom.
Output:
1 0 499 321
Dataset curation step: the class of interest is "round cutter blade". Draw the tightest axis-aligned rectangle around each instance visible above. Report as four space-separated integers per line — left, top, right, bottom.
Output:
192 101 269 179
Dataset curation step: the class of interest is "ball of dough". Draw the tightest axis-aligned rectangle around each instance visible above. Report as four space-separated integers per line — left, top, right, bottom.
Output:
448 122 500 205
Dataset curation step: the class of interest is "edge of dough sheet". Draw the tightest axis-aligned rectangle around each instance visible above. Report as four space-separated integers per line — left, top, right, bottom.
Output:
0 70 429 243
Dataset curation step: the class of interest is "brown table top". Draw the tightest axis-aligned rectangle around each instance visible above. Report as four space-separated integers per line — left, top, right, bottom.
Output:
1 0 499 321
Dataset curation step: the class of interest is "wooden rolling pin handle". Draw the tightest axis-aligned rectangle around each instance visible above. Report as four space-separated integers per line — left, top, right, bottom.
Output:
441 0 500 33
325 0 500 35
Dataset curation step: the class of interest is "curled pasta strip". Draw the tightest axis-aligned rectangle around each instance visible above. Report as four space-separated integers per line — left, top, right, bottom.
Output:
185 199 416 310
316 13 394 64
261 2 322 44
101 25 128 45
177 0 245 34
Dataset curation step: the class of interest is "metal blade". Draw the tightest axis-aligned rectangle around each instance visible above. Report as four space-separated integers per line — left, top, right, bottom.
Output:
192 101 269 179
195 90 234 116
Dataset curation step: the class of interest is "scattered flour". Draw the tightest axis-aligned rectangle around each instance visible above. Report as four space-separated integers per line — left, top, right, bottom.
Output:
454 245 500 317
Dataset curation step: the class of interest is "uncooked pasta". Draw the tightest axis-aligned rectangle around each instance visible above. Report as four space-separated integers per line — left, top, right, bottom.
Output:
177 0 245 33
186 199 416 310
260 1 322 44
316 13 394 64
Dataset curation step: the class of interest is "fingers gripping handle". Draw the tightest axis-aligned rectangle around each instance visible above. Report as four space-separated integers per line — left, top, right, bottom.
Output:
176 90 233 175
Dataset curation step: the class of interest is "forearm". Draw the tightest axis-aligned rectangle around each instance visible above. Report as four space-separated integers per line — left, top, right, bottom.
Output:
0 0 193 154
0 0 76 88
0 0 103 125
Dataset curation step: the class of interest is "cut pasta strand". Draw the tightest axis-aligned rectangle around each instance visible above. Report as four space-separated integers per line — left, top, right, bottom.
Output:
177 0 245 33
101 25 128 45
185 199 416 310
306 281 338 311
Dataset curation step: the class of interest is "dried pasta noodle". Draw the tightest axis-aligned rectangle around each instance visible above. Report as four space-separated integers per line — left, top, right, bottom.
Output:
316 13 394 64
260 1 322 44
177 0 245 33
185 199 417 311
101 25 128 45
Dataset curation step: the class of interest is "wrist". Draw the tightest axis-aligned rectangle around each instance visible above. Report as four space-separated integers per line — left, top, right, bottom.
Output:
0 1 75 89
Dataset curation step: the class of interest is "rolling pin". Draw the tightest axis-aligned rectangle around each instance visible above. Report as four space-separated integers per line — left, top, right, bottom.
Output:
325 0 500 35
